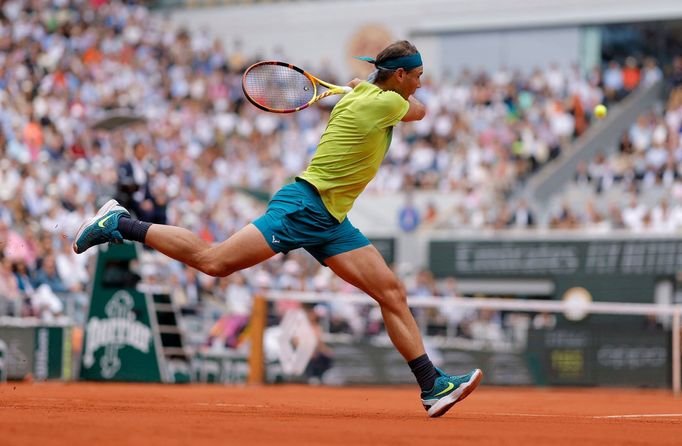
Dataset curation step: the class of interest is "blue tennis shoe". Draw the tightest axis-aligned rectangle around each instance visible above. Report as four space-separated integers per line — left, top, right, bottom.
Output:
73 199 130 254
421 368 483 417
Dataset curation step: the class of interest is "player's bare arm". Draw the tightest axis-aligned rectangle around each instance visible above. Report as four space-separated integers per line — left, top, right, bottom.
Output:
401 95 426 122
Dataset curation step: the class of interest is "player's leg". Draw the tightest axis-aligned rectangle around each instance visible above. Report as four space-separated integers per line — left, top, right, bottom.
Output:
73 199 275 277
324 245 424 360
144 223 275 277
324 244 482 417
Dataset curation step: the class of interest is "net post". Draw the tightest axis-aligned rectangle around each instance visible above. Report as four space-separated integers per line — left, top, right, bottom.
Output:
248 294 268 385
673 306 681 398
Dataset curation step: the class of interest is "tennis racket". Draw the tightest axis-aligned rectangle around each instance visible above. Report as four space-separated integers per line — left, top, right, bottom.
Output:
242 61 353 113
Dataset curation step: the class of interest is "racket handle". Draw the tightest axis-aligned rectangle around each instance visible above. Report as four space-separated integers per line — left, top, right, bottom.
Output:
341 86 353 94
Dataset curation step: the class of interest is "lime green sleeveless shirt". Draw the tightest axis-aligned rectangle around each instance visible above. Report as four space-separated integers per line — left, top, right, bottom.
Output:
298 82 409 222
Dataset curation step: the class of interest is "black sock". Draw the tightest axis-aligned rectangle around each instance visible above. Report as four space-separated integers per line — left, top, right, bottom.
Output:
408 353 439 392
117 217 152 244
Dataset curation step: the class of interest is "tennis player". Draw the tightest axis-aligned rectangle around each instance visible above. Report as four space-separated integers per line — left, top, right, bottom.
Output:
74 40 482 417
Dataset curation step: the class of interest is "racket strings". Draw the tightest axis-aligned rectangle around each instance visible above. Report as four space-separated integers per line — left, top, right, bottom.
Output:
243 64 315 111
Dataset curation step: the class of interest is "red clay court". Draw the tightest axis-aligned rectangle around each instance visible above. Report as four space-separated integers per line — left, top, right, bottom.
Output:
1 383 680 445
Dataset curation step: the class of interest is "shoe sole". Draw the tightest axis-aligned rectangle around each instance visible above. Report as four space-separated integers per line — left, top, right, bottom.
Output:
427 368 483 418
72 199 121 254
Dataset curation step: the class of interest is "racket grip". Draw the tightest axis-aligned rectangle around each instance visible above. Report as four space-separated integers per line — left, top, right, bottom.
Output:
341 86 353 94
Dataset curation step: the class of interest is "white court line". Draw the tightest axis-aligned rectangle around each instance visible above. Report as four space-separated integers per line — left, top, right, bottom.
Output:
485 413 559 418
592 414 682 419
472 412 682 420
194 403 267 408
468 412 567 418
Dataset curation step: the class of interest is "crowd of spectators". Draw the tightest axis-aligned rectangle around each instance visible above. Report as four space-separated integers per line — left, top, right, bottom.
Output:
428 56 680 232
0 0 676 349
556 67 682 232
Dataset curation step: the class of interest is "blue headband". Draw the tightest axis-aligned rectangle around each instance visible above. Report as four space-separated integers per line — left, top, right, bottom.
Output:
354 52 422 71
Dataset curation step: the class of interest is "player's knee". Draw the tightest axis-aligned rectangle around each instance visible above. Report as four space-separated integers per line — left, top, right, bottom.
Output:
202 260 237 278
376 279 407 311
201 263 232 278
196 252 234 277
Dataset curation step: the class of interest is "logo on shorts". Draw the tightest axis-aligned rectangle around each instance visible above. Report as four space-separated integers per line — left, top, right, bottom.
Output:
272 235 281 244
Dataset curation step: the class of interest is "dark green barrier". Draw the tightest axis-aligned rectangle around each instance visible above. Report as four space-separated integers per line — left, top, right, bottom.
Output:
191 351 289 384
0 326 33 380
263 328 669 388
34 326 72 380
527 327 669 387
191 351 249 384
190 329 669 388
272 340 533 386
0 324 72 381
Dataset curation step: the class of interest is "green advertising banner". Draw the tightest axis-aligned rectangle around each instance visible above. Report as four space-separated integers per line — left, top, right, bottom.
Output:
34 326 71 380
429 239 682 302
80 243 162 382
431 239 682 277
80 289 161 381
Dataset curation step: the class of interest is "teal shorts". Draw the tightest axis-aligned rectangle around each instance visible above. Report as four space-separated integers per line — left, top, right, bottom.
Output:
252 179 370 265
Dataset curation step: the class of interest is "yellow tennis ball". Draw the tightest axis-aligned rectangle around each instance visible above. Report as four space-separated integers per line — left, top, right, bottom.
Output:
594 104 607 119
